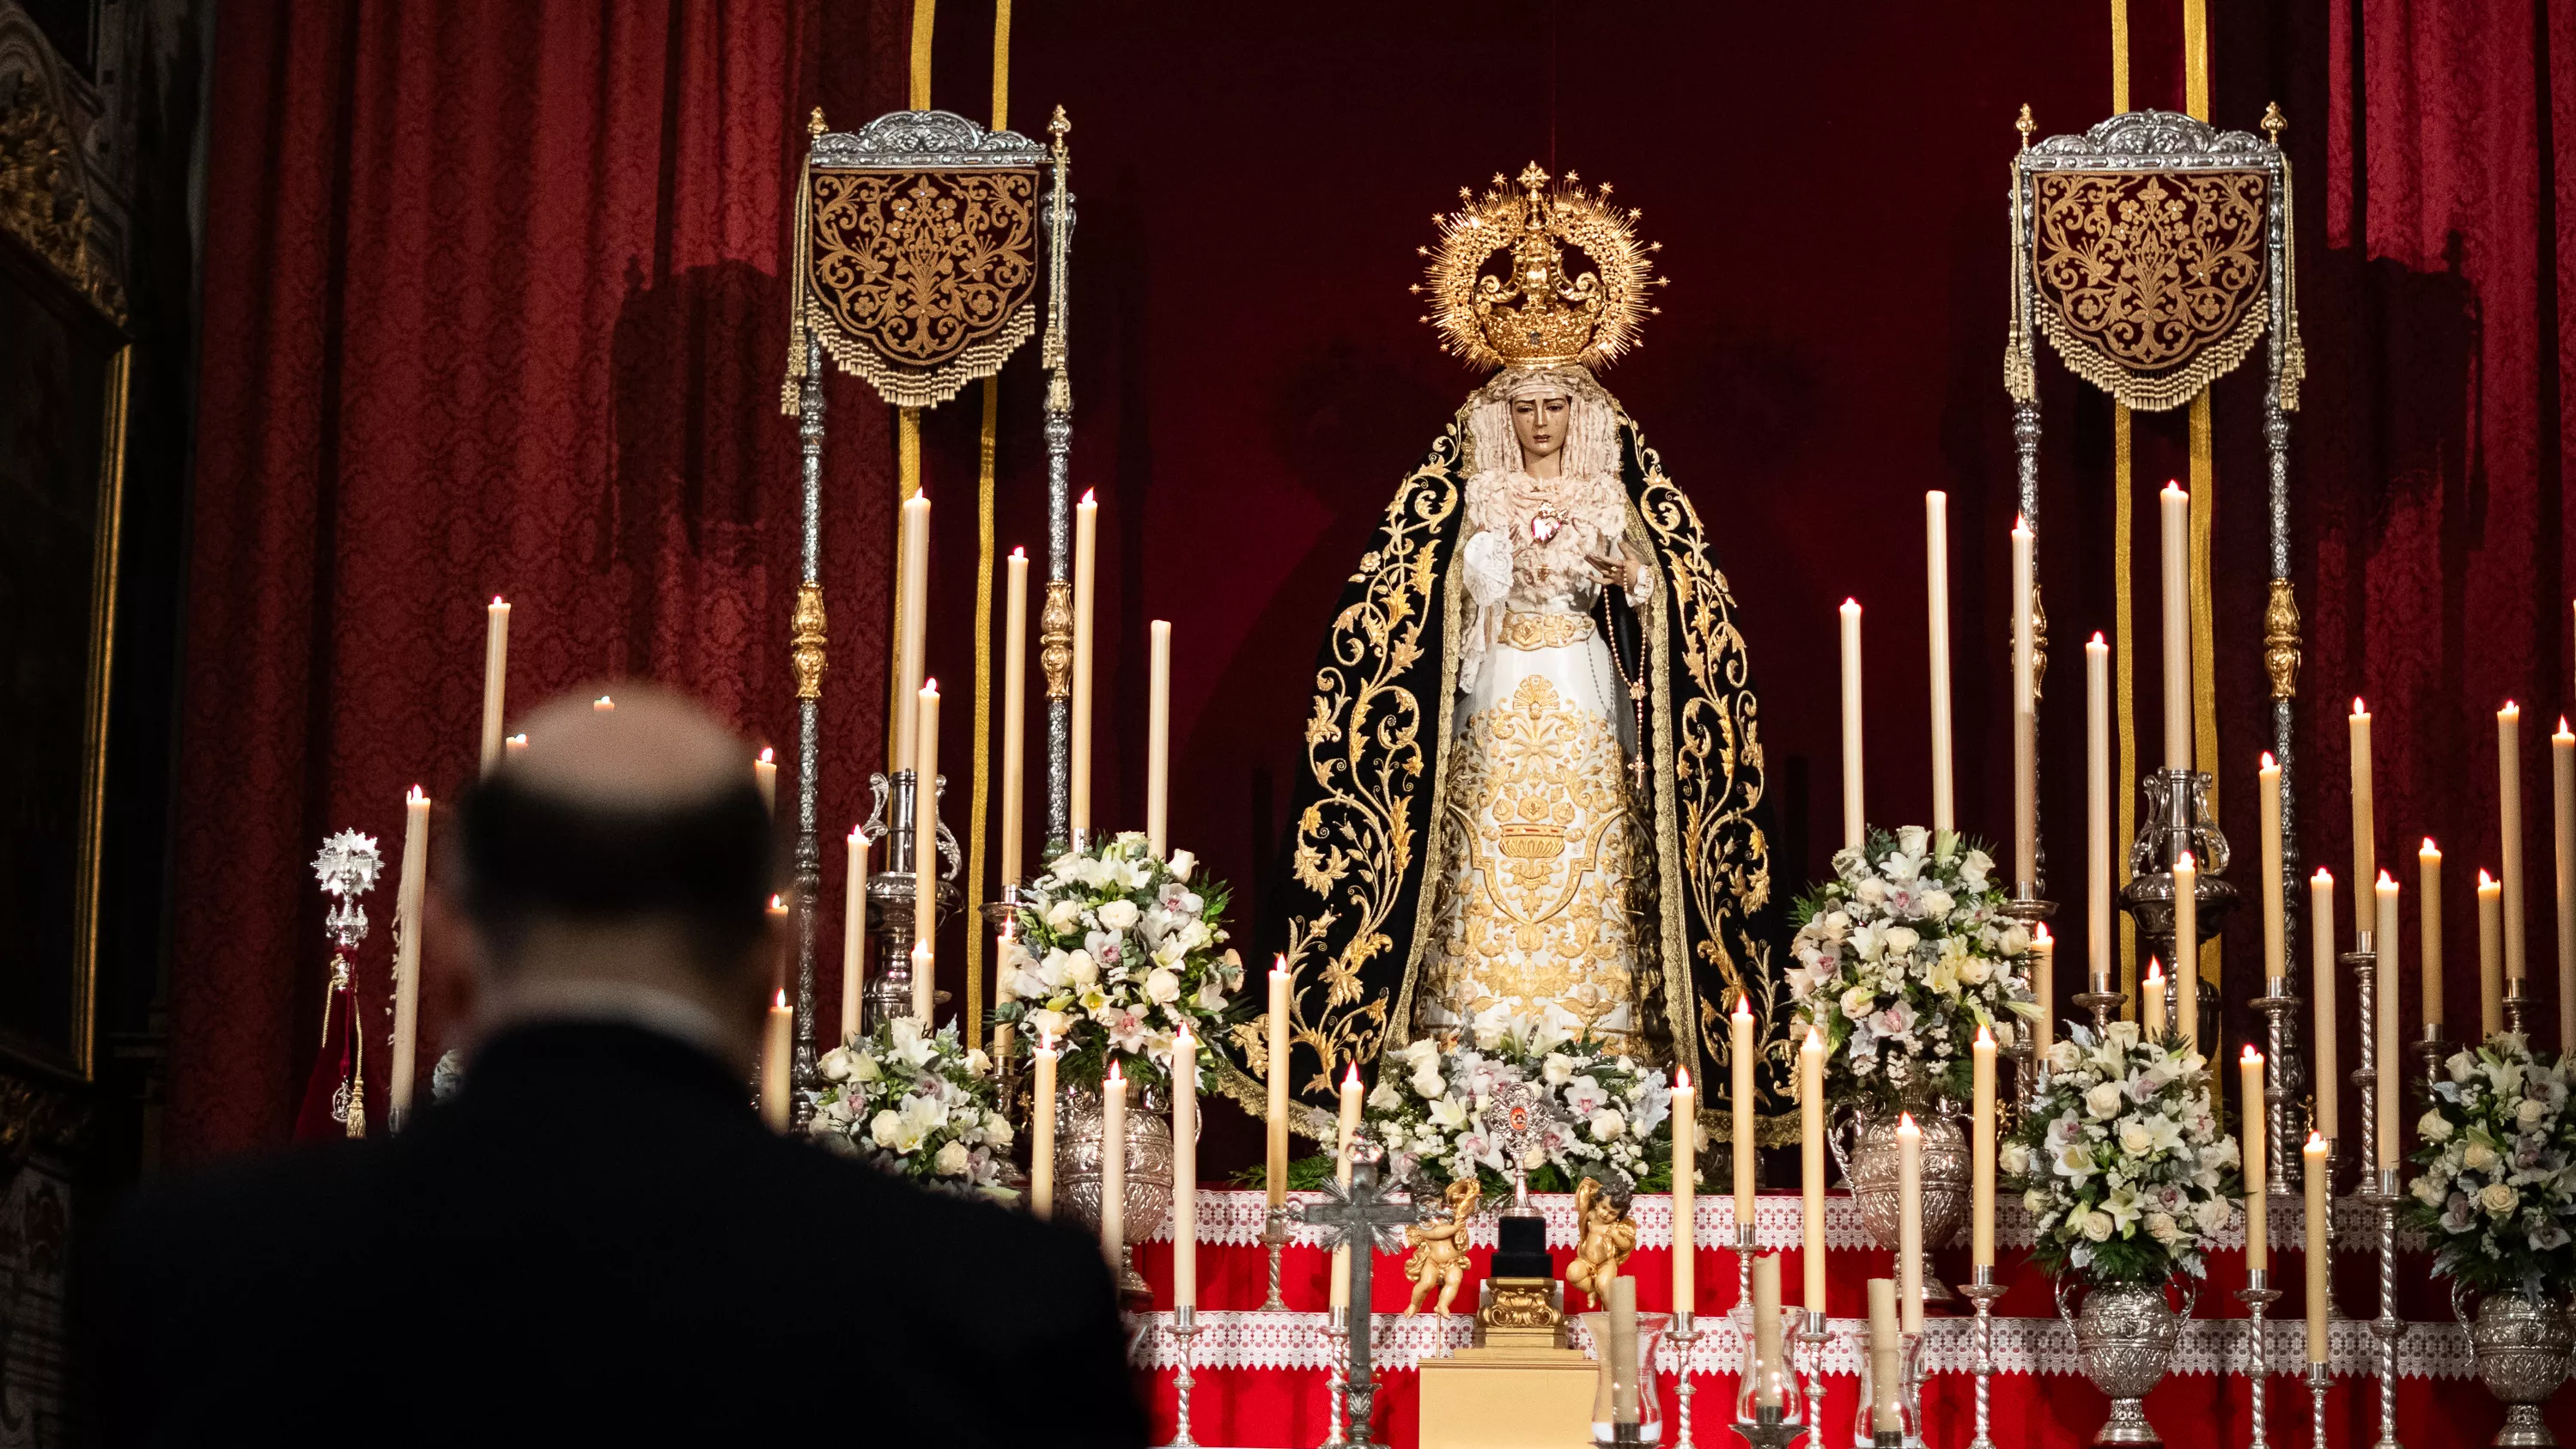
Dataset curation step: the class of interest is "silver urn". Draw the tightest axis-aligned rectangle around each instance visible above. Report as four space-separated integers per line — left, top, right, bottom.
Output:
2058 1279 2186 1446
1844 1108 1971 1294
2458 1288 2574 1446
1054 1081 1174 1297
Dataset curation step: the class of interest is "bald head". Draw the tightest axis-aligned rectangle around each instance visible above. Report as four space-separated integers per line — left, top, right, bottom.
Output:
453 685 775 981
512 686 756 809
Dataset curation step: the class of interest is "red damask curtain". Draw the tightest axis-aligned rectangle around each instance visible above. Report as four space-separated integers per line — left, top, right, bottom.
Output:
171 1 906 1156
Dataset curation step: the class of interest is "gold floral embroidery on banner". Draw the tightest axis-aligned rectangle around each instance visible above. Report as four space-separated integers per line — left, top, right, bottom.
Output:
1426 675 1641 1048
2028 170 2269 413
800 168 1040 408
1499 612 1593 651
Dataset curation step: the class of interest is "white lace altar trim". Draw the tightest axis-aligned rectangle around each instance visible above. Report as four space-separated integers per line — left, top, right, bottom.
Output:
1126 1308 2474 1379
1162 1190 2418 1254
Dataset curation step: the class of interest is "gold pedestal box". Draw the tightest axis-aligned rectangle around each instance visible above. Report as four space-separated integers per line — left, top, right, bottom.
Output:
1417 1345 1597 1449
1417 1276 1595 1449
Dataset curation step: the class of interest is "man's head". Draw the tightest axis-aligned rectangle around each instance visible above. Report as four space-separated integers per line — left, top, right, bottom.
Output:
433 685 777 1062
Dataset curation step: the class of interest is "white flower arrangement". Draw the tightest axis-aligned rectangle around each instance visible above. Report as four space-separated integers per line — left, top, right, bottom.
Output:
1363 1005 1682 1196
994 831 1242 1097
1788 825 2036 1115
808 1018 1014 1198
2403 1032 2576 1299
2005 1020 2240 1285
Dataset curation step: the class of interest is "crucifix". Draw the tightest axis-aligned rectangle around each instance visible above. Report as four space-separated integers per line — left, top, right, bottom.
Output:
1301 1130 1415 1449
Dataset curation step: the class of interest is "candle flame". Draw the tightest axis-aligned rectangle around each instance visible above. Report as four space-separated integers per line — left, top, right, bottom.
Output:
1080 489 1097 506
2504 700 2521 715
2033 922 2051 944
2312 866 2333 883
407 784 428 804
1106 1059 1124 1083
1675 1065 1692 1089
1840 597 1860 611
758 746 773 764
2561 716 2573 736
2482 869 2499 888
1038 1032 1058 1053
594 696 614 711
2378 869 2395 887
1010 545 1026 560
491 595 507 607
1975 1024 1994 1045
1897 1111 1919 1132
1342 1062 1362 1087
1734 992 1752 1016
2013 513 2027 533
1272 954 1289 977
507 733 527 747
1804 1024 1825 1050
922 678 939 695
2260 750 2276 770
2162 479 2186 496
2144 959 2165 982
2306 1130 2327 1149
2176 849 2196 869
773 989 787 1008
2352 696 2367 715
768 894 786 912
1176 1021 1194 1044
2242 1044 2263 1063
2422 837 2439 852
848 825 863 843
2089 630 2106 646
912 940 931 959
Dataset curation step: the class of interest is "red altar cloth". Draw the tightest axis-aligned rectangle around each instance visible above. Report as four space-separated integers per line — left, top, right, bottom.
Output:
1118 1190 2549 1448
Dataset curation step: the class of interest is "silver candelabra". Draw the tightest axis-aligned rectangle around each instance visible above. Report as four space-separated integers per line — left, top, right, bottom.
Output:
1960 1264 2005 1449
2241 1269 2280 1449
2349 934 2403 1449
858 767 959 1030
1163 1305 1202 1449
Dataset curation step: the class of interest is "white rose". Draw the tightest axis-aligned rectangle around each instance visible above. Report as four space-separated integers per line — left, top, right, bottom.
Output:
1882 926 1921 958
1046 899 1082 931
2193 1196 2233 1233
1920 890 1955 917
1368 1081 1401 1111
2481 1182 2521 1216
2103 1020 2142 1051
1542 1054 1577 1087
2047 1041 2081 1072
2085 1082 2127 1119
1167 849 1195 880
2081 1210 2116 1242
2024 1188 2049 1214
2145 1210 2179 1245
1840 985 1879 1021
818 1048 854 1082
2119 1123 2155 1156
870 1109 906 1149
1999 1142 2031 1178
1097 898 1141 931
1589 1109 1626 1142
1955 954 1992 986
985 1112 1015 1147
2519 1097 2549 1127
2419 1110 2455 1142
2464 1142 2499 1172
1413 1066 1447 1099
934 1141 972 1177
1145 969 1182 1005
1062 952 1100 989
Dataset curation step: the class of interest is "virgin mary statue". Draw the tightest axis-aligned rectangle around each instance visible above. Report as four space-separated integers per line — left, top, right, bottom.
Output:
1241 165 1784 1135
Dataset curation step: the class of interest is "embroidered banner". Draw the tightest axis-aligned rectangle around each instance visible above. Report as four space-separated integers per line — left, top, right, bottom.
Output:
2026 168 2270 412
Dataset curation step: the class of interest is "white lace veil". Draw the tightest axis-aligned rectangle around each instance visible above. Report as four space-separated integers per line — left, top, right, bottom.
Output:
1463 365 1620 481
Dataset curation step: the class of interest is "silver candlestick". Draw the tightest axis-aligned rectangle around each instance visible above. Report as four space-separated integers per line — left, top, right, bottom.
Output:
2002 892 2057 1118
1321 1306 1348 1446
2348 936 2379 1201
1735 1222 1758 1354
1259 1202 1291 1312
2241 1270 2280 1449
1164 1305 1202 1449
2252 976 2305 1192
1959 1265 2005 1449
1795 1311 1827 1445
2366 1168 2405 1449
2417 1022 2451 1089
2117 768 2240 994
2504 977 2532 1037
2309 1361 2333 1449
1668 1309 1701 1449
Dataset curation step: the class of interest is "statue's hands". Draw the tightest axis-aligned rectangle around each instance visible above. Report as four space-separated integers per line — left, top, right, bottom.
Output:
1584 548 1644 592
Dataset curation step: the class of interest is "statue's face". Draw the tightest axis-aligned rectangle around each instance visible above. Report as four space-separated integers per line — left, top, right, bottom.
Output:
1510 394 1570 463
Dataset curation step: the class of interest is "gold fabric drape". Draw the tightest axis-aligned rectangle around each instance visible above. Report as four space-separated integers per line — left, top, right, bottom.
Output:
963 1 1012 1044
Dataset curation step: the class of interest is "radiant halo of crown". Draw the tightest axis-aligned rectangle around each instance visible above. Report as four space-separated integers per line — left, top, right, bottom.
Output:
1413 162 1664 372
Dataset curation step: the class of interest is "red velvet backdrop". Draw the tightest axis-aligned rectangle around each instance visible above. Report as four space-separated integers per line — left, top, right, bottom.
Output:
172 0 2576 1171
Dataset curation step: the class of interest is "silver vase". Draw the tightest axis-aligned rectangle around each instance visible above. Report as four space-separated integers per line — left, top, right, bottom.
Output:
2458 1287 2574 1446
1054 1081 1173 1298
1844 1108 1971 1301
2058 1279 2186 1446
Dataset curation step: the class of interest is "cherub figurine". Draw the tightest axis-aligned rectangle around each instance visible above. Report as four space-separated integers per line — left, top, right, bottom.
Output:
1564 1177 1637 1308
1402 1178 1483 1317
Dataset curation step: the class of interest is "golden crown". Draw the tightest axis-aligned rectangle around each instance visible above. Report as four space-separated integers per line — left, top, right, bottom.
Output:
1414 163 1662 372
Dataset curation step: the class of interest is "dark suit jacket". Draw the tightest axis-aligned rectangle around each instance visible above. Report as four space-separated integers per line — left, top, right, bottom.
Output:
94 1021 1147 1447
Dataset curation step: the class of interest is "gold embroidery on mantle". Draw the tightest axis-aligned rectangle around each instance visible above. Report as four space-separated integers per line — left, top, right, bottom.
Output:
2028 170 2269 413
1424 674 1641 1048
1498 612 1594 651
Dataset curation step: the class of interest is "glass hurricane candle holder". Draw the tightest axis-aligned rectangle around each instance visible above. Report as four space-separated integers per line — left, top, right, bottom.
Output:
1733 1348 1807 1449
1851 1329 1924 1448
1580 1310 1671 1445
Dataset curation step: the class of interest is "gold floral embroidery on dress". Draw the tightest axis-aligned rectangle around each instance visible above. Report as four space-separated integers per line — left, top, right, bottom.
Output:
1426 676 1641 1047
1498 612 1594 651
1633 457 1786 1138
2027 169 2270 412
1215 439 1464 1131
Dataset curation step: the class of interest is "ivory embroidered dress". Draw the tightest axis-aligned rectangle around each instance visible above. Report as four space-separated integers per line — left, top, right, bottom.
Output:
1419 437 1655 1050
1242 165 1782 1136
